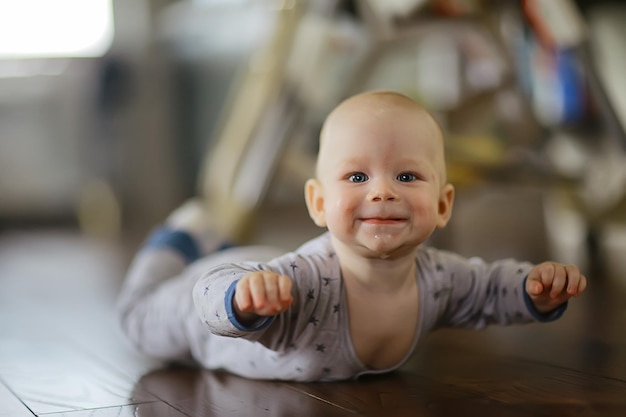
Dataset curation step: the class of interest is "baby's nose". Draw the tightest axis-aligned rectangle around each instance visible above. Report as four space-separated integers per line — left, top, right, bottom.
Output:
368 179 398 201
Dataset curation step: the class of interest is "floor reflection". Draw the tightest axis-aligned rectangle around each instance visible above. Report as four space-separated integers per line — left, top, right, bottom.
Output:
133 366 353 417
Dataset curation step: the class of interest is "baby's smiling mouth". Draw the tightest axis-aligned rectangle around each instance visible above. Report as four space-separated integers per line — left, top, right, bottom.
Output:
360 217 406 225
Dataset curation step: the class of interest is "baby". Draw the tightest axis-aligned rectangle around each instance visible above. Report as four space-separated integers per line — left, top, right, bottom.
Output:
118 90 587 382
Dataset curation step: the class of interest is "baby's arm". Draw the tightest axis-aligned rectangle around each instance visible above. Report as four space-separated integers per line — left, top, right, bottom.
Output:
525 262 587 314
233 272 294 326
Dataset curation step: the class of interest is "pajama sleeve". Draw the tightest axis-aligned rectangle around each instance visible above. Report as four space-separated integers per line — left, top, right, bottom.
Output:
421 248 567 330
192 261 281 339
192 235 340 353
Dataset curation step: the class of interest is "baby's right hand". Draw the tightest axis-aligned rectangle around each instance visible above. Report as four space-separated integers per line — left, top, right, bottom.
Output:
233 271 293 322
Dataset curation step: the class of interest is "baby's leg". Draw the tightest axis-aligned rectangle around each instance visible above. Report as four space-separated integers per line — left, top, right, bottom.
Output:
117 199 229 361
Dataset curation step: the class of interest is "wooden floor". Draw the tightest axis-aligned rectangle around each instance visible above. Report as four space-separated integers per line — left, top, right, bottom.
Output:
1 229 625 416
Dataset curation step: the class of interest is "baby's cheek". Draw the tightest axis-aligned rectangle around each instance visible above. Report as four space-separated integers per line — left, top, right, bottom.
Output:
324 210 345 234
325 198 353 232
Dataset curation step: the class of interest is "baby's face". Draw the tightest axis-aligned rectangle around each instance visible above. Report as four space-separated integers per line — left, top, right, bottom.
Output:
312 95 452 259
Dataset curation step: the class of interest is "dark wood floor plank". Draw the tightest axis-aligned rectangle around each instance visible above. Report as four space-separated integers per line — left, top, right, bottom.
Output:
288 372 541 417
135 366 357 417
408 344 626 416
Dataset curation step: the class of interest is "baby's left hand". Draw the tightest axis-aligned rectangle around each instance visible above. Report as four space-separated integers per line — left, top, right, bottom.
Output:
526 262 587 314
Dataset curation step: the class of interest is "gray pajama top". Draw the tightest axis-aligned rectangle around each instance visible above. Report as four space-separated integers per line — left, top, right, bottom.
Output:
118 229 565 382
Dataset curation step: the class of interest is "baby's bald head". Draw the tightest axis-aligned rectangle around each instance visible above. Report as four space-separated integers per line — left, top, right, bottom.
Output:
316 90 447 183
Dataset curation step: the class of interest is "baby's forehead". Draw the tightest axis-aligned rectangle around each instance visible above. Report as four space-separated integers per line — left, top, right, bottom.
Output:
318 91 447 178
322 94 442 147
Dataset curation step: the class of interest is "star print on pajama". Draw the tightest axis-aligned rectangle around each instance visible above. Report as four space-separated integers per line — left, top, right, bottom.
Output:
119 230 568 382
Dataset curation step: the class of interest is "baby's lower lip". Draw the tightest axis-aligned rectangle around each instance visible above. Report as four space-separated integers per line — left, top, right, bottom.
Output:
361 218 405 225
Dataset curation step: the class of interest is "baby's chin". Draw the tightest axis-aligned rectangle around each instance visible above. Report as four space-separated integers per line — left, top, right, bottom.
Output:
351 235 420 260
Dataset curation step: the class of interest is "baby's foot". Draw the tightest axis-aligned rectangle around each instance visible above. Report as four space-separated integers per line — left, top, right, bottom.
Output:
165 198 226 256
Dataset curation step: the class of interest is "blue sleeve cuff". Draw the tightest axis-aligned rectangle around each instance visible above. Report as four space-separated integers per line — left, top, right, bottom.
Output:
144 227 200 263
225 280 274 332
522 276 568 322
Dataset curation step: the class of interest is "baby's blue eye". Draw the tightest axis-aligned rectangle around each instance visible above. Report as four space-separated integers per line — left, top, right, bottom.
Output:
397 173 417 182
348 173 368 183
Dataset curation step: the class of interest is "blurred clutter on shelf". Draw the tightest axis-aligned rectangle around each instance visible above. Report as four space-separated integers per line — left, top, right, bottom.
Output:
163 0 626 273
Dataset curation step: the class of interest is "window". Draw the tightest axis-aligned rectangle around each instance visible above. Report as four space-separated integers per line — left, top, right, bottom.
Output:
0 0 114 58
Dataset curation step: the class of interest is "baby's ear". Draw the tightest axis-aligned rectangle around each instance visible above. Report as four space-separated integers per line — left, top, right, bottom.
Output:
436 183 455 229
304 178 327 227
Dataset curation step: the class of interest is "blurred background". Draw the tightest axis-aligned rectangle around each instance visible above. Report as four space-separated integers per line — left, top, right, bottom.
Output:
0 0 625 284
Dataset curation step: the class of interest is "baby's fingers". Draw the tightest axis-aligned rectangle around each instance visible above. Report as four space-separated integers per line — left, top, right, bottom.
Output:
565 264 587 296
526 278 543 296
548 264 568 298
234 273 274 313
234 278 255 312
236 272 293 316
527 262 588 299
526 262 554 296
248 273 278 311
529 262 569 298
277 274 294 306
